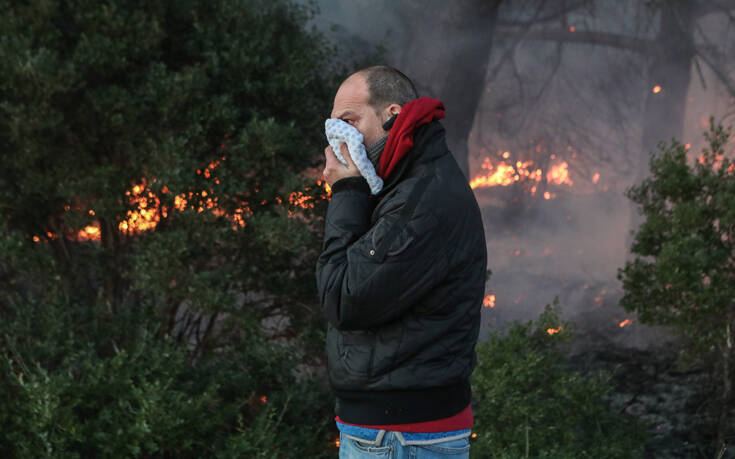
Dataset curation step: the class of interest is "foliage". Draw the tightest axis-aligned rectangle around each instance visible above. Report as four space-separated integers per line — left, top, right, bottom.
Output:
617 119 735 452
0 0 338 339
0 292 336 458
470 299 648 458
0 0 342 457
618 120 735 356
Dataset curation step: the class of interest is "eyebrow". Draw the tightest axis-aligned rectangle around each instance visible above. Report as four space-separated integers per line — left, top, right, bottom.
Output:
334 110 357 120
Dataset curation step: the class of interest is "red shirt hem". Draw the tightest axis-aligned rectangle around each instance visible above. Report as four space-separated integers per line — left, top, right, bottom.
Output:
335 403 472 433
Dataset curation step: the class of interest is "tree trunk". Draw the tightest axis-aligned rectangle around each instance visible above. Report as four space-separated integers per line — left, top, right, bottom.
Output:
629 1 697 249
437 0 502 179
639 1 696 171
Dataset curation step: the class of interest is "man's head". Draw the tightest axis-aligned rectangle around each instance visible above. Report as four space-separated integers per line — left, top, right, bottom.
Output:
331 65 418 147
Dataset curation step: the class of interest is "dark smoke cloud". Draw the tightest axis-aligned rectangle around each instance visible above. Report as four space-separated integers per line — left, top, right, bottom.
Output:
307 0 735 348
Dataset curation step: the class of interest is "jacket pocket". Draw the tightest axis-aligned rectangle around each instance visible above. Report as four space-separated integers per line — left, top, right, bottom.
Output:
339 330 375 376
370 217 415 259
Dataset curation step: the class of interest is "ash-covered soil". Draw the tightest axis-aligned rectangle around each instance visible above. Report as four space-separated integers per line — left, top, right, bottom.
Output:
567 333 735 459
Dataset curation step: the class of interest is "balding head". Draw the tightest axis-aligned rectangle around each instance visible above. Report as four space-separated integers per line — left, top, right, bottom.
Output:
330 66 418 147
357 66 418 114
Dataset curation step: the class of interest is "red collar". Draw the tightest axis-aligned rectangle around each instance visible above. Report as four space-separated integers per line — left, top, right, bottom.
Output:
378 97 445 179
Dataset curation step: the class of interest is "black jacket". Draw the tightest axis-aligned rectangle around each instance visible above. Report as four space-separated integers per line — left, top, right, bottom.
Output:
316 120 487 424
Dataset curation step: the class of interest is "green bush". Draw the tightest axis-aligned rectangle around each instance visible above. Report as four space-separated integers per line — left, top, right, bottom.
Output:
470 300 648 458
618 119 735 454
0 0 341 457
0 292 336 458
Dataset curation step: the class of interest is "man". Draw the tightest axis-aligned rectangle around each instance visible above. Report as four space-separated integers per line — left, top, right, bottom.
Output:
316 66 487 457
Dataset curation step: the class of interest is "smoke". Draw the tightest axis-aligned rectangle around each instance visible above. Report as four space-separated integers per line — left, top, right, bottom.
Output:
307 1 735 347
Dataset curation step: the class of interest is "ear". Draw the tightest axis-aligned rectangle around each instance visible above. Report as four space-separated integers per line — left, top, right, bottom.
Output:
381 104 402 131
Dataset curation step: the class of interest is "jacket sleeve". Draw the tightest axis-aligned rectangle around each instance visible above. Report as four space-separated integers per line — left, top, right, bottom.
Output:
316 174 448 331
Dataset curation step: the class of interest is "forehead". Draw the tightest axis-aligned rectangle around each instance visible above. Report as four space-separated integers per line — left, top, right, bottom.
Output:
331 74 369 118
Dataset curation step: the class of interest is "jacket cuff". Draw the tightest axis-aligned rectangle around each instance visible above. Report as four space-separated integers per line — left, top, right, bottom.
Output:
331 176 370 194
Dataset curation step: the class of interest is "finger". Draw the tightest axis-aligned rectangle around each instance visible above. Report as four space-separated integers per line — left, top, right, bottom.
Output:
339 142 354 167
323 146 341 181
324 145 338 164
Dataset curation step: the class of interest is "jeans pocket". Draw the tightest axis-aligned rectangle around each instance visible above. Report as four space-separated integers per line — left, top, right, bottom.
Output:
341 433 392 456
416 436 470 455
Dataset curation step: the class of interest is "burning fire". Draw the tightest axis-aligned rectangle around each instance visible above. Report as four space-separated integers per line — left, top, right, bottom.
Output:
469 158 531 188
546 162 572 186
547 326 562 335
33 150 329 243
696 151 731 171
77 223 101 242
119 178 165 234
483 294 496 308
117 161 252 236
652 85 662 94
619 319 632 328
470 149 591 198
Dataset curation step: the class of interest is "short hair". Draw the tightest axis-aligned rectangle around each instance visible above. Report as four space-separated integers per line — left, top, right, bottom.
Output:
358 65 418 112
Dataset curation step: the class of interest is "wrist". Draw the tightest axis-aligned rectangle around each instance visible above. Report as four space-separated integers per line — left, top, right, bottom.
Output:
331 176 370 194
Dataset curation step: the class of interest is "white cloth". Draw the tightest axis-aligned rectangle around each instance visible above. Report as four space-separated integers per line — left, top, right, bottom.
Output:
325 118 383 195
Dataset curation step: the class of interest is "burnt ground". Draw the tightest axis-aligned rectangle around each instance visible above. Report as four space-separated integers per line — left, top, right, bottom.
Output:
567 332 735 459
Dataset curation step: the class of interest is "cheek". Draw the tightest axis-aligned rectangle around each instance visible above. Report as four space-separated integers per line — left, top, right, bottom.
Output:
357 121 379 143
353 122 370 140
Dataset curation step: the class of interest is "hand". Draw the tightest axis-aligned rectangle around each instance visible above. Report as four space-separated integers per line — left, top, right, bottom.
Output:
323 142 362 187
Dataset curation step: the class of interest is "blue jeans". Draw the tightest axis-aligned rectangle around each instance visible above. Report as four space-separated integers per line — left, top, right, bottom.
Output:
339 430 470 458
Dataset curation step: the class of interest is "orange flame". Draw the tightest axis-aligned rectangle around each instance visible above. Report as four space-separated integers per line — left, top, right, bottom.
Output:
77 222 101 242
547 326 562 335
483 294 496 308
288 191 315 210
120 178 162 234
698 152 726 169
470 152 584 197
54 151 335 240
619 319 633 328
546 162 573 186
652 85 662 94
33 231 58 242
469 160 517 188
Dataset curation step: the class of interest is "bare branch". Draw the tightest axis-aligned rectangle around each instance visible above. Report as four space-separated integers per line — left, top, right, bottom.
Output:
693 24 735 96
486 0 561 84
695 0 735 19
496 26 653 54
693 55 708 90
497 0 593 27
694 46 735 96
